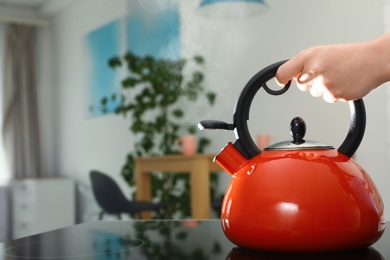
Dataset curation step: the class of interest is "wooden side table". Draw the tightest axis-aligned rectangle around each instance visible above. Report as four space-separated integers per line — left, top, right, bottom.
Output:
135 154 222 219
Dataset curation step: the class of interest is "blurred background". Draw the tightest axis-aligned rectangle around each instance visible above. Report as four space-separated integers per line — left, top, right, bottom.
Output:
0 0 388 242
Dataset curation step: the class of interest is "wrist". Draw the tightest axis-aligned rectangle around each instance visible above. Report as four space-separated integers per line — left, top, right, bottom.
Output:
368 33 390 87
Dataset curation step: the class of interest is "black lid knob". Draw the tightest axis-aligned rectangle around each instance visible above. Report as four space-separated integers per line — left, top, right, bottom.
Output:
290 117 306 144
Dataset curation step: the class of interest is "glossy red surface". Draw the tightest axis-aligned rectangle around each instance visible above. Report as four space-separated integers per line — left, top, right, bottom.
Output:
216 146 385 253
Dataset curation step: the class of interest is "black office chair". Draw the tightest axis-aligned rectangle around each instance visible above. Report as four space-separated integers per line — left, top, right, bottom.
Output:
212 196 223 217
89 170 167 220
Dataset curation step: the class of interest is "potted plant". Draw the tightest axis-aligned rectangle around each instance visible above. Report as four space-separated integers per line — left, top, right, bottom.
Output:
101 51 219 218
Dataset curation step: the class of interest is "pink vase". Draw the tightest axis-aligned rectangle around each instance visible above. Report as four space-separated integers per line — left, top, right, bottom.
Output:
176 135 197 155
256 134 272 150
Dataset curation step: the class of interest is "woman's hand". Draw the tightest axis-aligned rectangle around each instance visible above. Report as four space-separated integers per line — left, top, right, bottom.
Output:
275 33 390 102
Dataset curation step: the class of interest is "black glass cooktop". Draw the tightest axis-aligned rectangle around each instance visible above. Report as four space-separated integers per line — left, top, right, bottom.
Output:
1 220 389 259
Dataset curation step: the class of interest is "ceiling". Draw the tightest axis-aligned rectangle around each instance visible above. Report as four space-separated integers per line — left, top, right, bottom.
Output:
0 0 76 24
0 0 50 8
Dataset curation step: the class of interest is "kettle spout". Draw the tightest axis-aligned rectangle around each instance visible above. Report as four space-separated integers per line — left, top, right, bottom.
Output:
215 143 248 175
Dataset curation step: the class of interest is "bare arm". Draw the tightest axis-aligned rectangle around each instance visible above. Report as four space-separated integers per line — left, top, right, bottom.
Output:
275 33 390 102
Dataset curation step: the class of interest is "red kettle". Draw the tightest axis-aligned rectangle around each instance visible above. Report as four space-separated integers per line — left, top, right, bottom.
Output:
199 61 385 253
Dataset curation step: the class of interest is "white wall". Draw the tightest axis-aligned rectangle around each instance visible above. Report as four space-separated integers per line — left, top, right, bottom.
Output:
38 0 390 217
180 0 390 210
38 0 131 194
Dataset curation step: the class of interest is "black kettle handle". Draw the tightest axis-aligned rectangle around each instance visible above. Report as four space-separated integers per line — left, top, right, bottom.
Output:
233 60 366 159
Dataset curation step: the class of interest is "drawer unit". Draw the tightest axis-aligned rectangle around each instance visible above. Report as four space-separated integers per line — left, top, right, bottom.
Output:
12 178 75 239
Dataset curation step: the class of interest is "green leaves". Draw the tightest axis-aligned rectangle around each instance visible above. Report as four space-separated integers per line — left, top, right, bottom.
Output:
193 55 204 65
172 109 183 118
121 78 138 88
206 91 216 105
197 137 210 153
102 51 220 218
108 56 122 68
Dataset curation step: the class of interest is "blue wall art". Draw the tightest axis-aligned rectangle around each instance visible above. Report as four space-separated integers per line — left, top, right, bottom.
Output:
86 0 180 116
86 20 122 116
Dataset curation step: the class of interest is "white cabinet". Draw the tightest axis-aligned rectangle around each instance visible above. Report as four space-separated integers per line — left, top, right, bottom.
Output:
12 178 75 239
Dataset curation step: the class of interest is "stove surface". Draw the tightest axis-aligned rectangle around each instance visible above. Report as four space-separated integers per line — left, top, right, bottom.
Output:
0 220 389 259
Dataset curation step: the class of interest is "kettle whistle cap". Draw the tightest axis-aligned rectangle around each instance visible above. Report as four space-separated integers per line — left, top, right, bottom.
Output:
265 116 334 151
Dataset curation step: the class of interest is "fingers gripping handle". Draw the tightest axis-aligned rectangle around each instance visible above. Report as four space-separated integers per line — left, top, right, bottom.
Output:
233 60 366 159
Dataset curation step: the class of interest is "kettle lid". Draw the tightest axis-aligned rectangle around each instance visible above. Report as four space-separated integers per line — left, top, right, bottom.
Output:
264 116 334 151
265 140 334 151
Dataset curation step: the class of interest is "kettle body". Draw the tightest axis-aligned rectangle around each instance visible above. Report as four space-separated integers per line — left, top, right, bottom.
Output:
199 60 385 252
217 144 385 252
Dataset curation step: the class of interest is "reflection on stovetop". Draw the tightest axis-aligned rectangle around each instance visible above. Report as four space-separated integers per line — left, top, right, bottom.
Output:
0 220 389 259
2 220 225 260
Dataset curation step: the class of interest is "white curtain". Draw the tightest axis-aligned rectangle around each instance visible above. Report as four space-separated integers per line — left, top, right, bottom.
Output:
0 24 10 242
2 24 41 180
0 24 8 184
0 24 41 242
